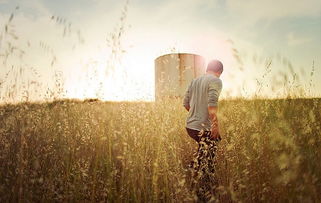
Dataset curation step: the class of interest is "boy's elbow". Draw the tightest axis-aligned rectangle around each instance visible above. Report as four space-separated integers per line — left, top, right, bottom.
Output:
208 102 218 107
208 99 218 107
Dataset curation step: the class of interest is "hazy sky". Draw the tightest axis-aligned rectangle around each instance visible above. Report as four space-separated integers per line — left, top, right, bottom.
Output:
0 0 320 101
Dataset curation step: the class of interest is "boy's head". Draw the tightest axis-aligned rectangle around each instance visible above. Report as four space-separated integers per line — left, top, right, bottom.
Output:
206 60 223 76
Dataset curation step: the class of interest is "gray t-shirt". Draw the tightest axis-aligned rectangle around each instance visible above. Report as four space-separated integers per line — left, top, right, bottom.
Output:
183 74 222 131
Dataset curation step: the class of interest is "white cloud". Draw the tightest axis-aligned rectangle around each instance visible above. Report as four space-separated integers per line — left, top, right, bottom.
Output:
226 0 321 21
286 32 311 46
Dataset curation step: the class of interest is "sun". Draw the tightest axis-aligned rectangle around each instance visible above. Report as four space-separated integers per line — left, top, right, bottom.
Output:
64 47 155 101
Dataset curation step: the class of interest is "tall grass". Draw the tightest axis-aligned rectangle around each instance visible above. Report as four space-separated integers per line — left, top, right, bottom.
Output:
0 98 320 202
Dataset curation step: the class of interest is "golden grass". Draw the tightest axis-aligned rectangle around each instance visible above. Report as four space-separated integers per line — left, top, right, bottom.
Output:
0 98 320 202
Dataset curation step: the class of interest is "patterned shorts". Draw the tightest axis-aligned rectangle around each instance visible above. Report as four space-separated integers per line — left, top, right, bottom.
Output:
186 128 220 201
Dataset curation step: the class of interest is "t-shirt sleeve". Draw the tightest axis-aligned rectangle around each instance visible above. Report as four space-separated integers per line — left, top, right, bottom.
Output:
183 80 193 107
208 79 222 107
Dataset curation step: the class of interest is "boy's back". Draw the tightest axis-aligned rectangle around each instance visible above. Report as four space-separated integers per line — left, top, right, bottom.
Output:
183 74 222 131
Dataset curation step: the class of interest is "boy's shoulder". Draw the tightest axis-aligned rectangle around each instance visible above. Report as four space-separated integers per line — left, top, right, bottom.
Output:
207 74 222 83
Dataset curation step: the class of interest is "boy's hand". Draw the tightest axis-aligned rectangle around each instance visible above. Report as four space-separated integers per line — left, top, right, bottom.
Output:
211 127 221 141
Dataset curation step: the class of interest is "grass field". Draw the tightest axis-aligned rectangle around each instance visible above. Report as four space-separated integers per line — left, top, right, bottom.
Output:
0 98 320 202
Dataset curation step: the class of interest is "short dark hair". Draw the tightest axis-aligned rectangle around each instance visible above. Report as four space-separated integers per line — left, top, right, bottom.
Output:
206 60 223 73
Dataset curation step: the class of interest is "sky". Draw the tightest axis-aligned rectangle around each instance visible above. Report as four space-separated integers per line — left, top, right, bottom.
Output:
0 0 320 102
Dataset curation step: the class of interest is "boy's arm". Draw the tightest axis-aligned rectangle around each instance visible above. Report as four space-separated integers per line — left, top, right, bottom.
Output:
183 81 193 111
208 106 220 139
208 79 222 139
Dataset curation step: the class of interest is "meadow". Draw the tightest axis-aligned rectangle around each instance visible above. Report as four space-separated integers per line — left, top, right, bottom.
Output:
0 97 320 202
1 4 320 202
